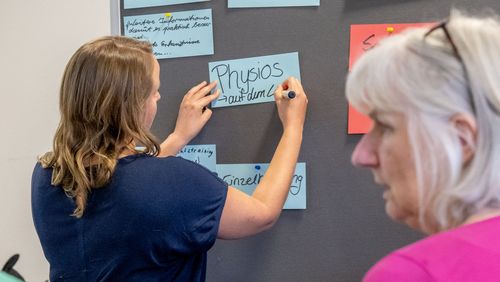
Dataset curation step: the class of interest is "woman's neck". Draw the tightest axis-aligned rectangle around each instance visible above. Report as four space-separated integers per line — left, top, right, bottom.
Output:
117 143 137 159
463 209 500 226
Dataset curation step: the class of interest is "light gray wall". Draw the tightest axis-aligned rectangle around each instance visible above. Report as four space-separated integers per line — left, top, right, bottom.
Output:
0 1 110 279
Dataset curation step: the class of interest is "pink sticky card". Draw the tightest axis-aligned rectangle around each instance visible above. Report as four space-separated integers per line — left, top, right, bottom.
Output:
347 23 432 134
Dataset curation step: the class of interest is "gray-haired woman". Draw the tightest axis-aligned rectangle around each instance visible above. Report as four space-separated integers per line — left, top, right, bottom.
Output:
348 10 500 281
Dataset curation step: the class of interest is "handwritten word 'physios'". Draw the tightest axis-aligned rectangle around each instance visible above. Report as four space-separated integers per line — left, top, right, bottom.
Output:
125 15 211 35
222 173 304 195
211 62 284 104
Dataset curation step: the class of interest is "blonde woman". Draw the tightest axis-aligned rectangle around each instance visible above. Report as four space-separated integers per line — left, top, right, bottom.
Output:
32 36 307 281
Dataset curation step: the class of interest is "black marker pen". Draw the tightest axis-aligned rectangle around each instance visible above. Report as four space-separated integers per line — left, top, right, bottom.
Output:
282 90 296 99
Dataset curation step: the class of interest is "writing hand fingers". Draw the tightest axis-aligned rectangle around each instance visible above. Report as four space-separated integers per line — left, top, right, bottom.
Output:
285 77 306 100
274 84 284 101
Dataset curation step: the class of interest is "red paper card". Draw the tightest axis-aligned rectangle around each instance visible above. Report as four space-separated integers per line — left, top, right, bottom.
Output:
347 23 432 134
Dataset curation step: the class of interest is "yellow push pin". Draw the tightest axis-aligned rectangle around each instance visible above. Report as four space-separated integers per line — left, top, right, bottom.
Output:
165 12 172 17
386 26 395 34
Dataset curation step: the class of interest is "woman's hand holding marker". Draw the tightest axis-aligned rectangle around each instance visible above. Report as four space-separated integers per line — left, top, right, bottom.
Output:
274 77 308 133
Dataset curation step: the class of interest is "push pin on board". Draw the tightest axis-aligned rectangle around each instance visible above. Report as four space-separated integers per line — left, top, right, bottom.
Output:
386 26 395 34
165 12 172 17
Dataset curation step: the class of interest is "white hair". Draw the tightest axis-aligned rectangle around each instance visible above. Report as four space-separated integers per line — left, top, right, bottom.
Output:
346 9 500 233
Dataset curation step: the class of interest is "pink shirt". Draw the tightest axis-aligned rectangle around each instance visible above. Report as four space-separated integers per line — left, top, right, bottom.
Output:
364 216 500 282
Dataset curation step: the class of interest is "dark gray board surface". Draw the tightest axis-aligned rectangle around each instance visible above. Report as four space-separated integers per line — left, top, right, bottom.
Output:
121 1 500 281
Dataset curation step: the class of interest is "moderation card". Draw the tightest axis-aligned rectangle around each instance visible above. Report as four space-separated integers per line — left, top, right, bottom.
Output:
348 23 431 134
124 9 213 59
209 52 300 108
216 162 306 209
228 0 319 8
177 144 216 172
125 0 209 9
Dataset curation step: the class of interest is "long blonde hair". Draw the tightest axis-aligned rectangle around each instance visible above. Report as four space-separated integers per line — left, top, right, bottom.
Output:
39 36 160 217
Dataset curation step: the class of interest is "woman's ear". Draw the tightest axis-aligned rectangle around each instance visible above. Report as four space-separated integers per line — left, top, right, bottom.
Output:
451 113 477 165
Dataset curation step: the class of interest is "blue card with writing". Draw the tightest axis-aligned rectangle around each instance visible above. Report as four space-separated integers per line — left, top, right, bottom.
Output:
177 144 217 172
123 9 214 59
228 0 319 8
216 162 306 209
125 0 209 9
209 52 300 108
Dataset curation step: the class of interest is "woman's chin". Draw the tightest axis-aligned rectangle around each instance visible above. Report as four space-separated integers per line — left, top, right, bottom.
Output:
385 204 402 222
385 202 422 231
385 202 408 222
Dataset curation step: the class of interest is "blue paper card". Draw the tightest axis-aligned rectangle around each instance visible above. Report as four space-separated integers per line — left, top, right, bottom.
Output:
177 144 217 172
209 52 300 108
125 0 209 9
228 0 319 8
123 9 214 59
216 162 306 209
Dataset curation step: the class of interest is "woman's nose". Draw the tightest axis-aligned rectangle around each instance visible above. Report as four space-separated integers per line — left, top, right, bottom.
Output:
351 133 379 168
